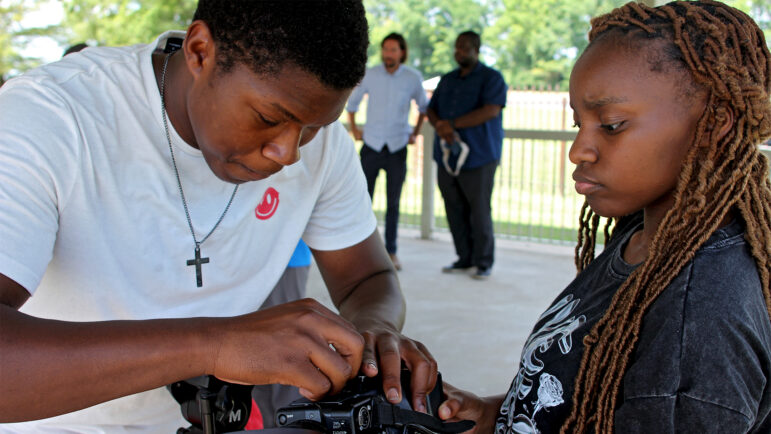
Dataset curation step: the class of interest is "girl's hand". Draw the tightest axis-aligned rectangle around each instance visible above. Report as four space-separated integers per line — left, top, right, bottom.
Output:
438 382 504 434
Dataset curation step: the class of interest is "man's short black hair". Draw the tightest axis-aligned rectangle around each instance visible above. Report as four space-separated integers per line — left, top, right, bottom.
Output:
193 0 369 90
457 31 481 52
63 42 89 57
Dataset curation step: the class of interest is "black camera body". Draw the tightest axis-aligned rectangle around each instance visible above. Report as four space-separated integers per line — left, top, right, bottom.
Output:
169 371 472 434
275 370 450 434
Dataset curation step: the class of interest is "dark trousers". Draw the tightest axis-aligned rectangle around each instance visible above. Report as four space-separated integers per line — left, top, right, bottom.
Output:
360 144 408 254
437 160 498 269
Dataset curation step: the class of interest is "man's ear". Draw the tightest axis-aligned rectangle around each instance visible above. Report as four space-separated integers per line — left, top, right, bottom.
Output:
183 20 217 80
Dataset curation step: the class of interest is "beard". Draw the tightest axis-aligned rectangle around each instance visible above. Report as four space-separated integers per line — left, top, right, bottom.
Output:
456 57 474 68
382 57 399 68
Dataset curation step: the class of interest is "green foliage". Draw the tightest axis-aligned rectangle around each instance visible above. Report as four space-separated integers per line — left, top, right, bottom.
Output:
60 0 196 47
0 0 55 82
6 0 771 89
486 0 629 89
364 0 492 80
362 0 628 88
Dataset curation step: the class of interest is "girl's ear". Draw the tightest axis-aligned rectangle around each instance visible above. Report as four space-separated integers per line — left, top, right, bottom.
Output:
701 101 735 146
715 102 735 141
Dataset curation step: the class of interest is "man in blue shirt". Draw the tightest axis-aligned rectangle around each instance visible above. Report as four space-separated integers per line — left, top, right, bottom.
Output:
347 33 429 271
427 31 507 280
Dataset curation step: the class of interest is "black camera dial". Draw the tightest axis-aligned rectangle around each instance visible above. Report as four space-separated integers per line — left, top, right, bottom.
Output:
356 404 371 430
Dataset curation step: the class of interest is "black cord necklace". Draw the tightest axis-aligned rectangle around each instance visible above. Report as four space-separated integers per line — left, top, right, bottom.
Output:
160 51 238 287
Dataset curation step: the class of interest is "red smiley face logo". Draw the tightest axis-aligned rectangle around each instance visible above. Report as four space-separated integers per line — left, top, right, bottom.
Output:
255 187 279 220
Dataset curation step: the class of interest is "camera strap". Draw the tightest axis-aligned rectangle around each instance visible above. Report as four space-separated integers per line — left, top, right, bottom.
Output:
373 402 475 434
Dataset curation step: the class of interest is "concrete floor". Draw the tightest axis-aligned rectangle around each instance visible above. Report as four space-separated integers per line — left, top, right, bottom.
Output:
306 228 578 398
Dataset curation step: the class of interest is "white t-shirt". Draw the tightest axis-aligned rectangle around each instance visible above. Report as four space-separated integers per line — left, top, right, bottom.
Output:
0 31 376 432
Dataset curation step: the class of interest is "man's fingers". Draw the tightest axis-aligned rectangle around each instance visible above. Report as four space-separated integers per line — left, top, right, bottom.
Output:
438 398 461 421
375 335 404 404
274 299 364 397
308 343 355 395
407 358 431 413
285 360 333 400
310 314 365 394
403 341 438 413
360 331 379 377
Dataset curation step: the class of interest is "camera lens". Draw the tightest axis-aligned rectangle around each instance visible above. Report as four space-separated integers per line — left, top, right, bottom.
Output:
357 405 371 430
278 414 287 425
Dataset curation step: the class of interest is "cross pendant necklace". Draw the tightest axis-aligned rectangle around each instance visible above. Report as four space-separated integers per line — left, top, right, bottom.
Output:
160 51 238 287
186 244 209 287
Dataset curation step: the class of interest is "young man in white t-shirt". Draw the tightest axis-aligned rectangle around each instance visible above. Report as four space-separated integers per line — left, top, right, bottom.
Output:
0 1 437 431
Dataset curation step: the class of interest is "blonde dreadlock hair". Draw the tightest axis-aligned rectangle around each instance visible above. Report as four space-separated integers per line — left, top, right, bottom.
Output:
565 1 771 432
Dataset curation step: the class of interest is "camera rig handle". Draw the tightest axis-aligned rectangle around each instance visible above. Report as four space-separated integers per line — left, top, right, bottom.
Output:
169 375 253 434
373 403 475 434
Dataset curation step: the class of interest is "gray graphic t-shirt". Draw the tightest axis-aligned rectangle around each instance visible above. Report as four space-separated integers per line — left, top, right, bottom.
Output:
497 216 771 434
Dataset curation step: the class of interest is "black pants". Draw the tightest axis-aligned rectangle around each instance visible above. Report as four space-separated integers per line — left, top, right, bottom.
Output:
360 144 408 254
437 160 498 269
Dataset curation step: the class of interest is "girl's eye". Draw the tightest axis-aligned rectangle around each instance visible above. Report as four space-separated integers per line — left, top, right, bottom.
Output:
601 121 624 132
259 113 280 127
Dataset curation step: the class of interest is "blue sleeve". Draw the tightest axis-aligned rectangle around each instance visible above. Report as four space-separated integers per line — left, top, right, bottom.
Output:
346 74 368 113
482 69 507 107
428 77 445 112
287 239 312 268
412 73 428 114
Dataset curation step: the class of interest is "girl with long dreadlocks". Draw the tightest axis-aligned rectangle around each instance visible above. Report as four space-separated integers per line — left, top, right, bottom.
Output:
436 1 771 433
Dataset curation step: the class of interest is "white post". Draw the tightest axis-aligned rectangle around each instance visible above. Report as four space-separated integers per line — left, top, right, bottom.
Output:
420 123 436 240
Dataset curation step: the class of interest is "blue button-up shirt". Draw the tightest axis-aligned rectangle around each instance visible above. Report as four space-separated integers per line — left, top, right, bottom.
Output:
429 62 507 170
346 64 429 152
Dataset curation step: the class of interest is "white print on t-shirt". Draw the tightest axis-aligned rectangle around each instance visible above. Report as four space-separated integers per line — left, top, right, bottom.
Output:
496 294 586 434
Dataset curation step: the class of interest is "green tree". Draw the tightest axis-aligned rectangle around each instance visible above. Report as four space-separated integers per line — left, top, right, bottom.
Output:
364 0 493 80
60 0 196 47
0 0 55 83
486 0 628 89
9 0 771 89
725 0 771 43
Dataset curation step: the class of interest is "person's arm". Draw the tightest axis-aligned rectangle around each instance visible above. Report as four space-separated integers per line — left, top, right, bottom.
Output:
437 382 504 434
449 104 502 130
346 77 367 141
409 112 426 144
347 111 362 141
0 272 363 422
427 107 455 144
439 69 507 135
312 231 438 413
409 77 429 145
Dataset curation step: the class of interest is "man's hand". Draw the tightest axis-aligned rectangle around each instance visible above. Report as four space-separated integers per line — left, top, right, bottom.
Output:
438 383 504 434
313 231 438 413
210 298 364 400
347 112 363 141
434 119 455 144
351 127 363 141
357 319 437 413
0 272 363 421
